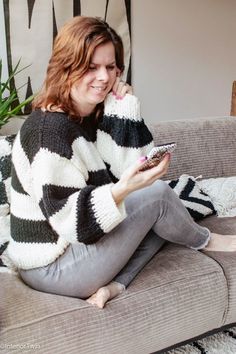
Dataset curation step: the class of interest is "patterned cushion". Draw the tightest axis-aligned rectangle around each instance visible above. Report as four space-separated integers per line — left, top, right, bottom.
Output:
168 174 216 221
0 134 16 271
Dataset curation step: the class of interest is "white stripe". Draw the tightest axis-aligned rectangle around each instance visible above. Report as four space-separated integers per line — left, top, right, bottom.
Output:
90 184 127 233
10 188 45 221
71 137 105 173
104 93 142 121
31 148 87 201
96 130 153 178
49 192 80 243
183 200 213 214
0 138 12 157
7 237 69 270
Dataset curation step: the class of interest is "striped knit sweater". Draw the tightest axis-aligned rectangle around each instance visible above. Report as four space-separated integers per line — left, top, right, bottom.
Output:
8 93 154 269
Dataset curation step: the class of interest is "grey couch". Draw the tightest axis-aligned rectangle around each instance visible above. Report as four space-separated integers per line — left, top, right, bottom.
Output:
1 116 236 354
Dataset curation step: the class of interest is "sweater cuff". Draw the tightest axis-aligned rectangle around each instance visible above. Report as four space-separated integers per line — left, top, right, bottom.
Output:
104 93 142 121
90 184 127 233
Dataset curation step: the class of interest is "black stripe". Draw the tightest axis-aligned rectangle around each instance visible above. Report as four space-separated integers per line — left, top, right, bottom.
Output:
0 242 9 254
186 208 205 221
20 111 83 163
87 169 114 186
0 259 7 267
3 0 22 112
99 115 153 147
104 162 119 183
52 1 58 39
23 76 33 114
40 184 80 218
0 181 8 205
168 179 178 189
179 179 216 211
0 155 11 180
11 214 58 244
125 0 131 37
224 329 236 339
76 186 104 244
73 0 81 16
11 165 28 195
27 0 36 28
5 135 16 144
191 341 207 354
125 0 132 85
104 0 109 21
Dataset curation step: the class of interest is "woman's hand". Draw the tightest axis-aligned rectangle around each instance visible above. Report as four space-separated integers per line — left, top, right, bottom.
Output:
112 77 133 99
111 153 171 205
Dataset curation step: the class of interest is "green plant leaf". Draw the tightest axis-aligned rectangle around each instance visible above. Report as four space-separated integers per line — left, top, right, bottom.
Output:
0 58 34 127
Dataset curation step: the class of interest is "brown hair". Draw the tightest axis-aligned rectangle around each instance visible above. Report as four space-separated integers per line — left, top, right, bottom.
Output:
33 16 124 119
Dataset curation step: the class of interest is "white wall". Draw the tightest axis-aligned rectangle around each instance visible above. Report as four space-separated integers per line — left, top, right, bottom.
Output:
132 0 236 122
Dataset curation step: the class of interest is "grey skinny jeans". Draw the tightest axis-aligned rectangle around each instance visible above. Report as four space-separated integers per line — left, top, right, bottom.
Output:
19 180 210 299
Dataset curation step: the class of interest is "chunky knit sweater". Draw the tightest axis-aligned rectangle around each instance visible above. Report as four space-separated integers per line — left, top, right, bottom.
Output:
8 93 154 269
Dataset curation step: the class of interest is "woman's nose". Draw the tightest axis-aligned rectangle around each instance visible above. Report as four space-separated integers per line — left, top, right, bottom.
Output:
97 67 109 82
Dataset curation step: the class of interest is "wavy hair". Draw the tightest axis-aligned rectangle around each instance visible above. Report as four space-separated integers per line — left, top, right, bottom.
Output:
33 16 124 119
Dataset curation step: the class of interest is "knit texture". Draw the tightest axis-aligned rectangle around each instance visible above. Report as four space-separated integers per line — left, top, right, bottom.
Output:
8 93 154 269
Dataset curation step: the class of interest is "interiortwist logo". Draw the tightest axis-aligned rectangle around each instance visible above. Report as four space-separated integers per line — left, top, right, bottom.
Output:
0 343 41 351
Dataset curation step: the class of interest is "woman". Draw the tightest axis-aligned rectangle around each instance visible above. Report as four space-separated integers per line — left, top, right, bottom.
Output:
8 16 236 309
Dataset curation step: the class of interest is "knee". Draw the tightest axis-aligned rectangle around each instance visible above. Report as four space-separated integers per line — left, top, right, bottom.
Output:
150 180 172 200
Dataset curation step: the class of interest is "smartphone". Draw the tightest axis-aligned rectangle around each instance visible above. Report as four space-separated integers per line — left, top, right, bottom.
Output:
139 142 177 172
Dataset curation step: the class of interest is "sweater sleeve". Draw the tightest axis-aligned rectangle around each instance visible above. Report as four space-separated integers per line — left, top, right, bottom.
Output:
31 137 126 245
96 93 154 179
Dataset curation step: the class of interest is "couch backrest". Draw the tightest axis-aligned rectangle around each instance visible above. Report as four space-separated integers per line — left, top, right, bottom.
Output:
149 116 236 180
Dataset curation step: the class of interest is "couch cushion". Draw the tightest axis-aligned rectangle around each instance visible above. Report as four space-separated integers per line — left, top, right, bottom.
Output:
150 116 236 181
0 244 227 353
199 215 236 326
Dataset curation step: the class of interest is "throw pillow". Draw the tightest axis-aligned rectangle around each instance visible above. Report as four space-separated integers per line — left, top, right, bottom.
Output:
198 177 236 217
167 174 216 221
0 134 16 271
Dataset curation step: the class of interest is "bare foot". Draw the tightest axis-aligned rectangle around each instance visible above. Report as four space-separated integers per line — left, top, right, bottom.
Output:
204 233 236 252
86 282 125 309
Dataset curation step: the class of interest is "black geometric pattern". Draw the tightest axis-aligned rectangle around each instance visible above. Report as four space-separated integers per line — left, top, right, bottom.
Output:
167 326 236 353
168 175 216 221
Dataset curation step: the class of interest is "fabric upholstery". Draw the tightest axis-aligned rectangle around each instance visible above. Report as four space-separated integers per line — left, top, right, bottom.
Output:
1 116 236 353
199 215 236 326
0 244 227 354
150 116 236 181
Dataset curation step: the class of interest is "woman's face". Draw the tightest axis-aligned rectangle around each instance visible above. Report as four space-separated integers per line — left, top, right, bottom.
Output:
71 41 118 116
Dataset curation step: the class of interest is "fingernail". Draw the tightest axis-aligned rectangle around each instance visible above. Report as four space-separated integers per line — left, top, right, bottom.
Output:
112 91 116 96
139 156 147 162
116 95 123 100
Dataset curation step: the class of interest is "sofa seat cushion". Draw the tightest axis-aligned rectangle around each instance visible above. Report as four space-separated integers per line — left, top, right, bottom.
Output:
0 244 227 354
199 215 236 326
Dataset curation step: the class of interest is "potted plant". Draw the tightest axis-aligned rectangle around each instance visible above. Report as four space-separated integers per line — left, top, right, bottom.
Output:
0 58 34 130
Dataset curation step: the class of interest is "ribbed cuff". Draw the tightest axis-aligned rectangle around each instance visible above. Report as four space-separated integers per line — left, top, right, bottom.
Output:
104 93 142 121
190 227 211 250
90 183 127 233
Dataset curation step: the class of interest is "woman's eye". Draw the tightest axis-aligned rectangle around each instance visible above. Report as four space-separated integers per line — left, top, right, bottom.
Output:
107 66 115 71
89 66 96 71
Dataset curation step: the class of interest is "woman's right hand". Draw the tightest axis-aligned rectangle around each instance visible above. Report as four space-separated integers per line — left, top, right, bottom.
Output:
111 153 171 205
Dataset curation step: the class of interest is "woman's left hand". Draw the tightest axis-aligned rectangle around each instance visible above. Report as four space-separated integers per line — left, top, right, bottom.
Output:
112 77 133 99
